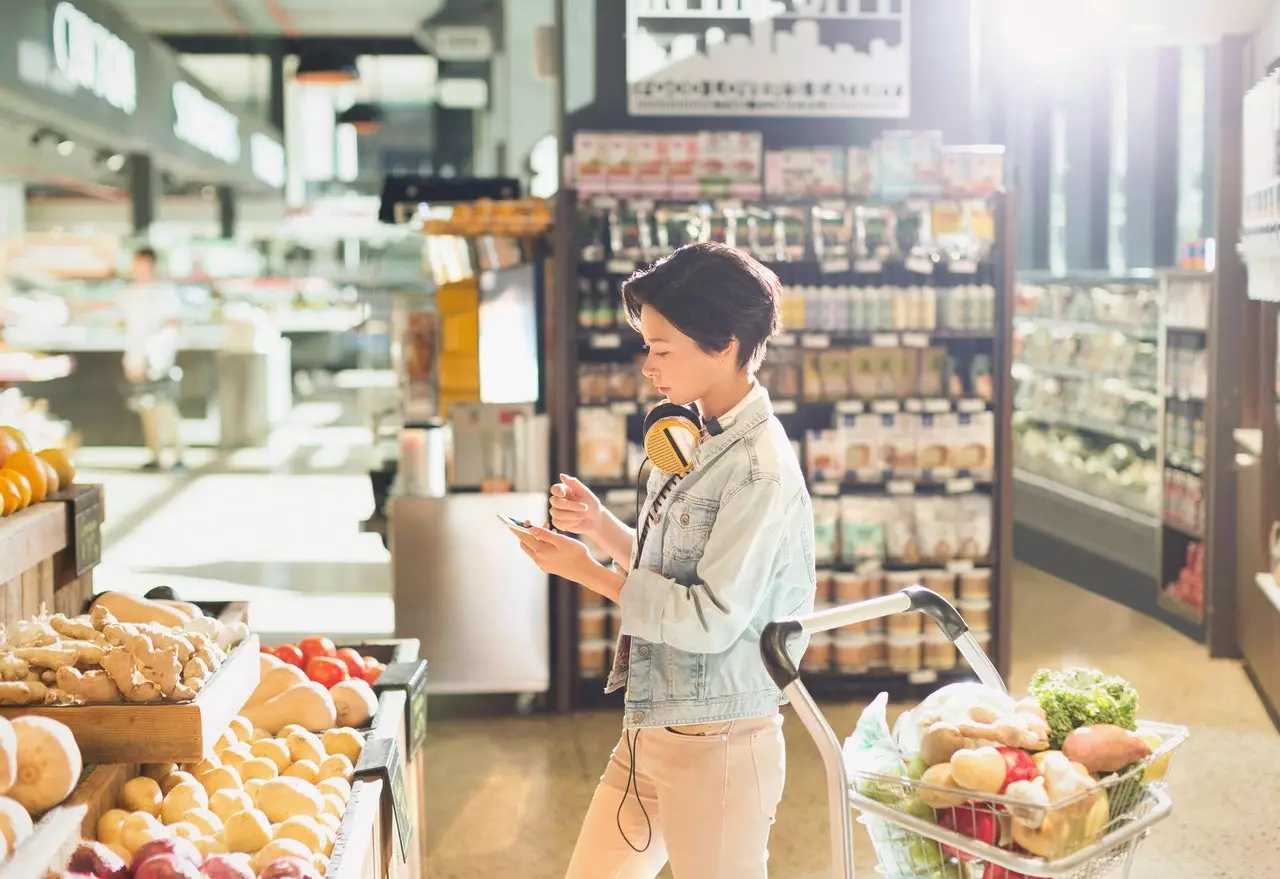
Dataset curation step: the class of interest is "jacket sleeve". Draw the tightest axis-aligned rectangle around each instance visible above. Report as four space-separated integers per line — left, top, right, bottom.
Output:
618 475 785 654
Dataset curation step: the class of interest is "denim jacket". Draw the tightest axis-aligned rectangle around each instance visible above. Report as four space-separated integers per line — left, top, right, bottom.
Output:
610 387 816 729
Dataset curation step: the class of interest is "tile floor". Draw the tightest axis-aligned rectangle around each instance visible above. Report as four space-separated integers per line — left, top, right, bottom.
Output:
83 413 1275 879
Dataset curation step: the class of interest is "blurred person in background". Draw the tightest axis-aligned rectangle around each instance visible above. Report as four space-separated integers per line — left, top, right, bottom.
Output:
121 247 186 472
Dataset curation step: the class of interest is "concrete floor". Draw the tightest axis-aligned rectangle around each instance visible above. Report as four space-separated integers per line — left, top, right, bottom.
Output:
82 411 1276 879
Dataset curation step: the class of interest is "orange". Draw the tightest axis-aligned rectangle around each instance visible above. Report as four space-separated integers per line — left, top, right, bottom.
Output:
0 477 18 516
0 469 31 509
0 426 29 452
39 458 59 494
3 453 46 503
0 431 19 468
36 448 75 488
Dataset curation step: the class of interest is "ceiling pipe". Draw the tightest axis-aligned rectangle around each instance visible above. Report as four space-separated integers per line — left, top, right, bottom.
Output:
258 0 298 38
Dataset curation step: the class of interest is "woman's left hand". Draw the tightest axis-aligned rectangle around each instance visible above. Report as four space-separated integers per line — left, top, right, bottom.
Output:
514 525 599 584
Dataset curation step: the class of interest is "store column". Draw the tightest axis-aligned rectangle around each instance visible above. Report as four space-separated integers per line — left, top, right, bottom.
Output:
129 153 159 236
217 186 236 240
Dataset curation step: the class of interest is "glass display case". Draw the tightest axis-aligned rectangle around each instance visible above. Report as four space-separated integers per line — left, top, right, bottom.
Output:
1012 275 1163 516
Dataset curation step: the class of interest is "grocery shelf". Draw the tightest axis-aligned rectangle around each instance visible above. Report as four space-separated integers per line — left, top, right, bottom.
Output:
1014 409 1158 447
1014 361 1158 392
1013 315 1158 341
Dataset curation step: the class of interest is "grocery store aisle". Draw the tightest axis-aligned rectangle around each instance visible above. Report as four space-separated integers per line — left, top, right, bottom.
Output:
422 566 1276 879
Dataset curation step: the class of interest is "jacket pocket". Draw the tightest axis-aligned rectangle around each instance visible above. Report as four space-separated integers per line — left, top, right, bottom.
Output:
665 646 705 701
664 497 717 561
749 722 786 820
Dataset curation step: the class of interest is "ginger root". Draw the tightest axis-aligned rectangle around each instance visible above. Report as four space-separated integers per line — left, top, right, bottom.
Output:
11 647 79 671
55 667 123 704
126 635 182 697
0 681 52 706
100 649 163 703
49 614 107 646
0 656 28 683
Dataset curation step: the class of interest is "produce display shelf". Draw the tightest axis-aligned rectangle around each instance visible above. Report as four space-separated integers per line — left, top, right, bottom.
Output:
0 804 89 879
1012 315 1158 340
1014 409 1158 447
0 635 261 764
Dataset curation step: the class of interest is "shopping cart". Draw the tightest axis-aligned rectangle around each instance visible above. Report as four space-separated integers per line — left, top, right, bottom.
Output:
760 586 1185 879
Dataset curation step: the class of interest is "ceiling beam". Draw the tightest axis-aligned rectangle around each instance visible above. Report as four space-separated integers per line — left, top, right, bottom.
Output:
161 34 429 55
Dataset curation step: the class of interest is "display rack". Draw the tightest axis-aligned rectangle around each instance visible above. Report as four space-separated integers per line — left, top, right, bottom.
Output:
552 140 1016 707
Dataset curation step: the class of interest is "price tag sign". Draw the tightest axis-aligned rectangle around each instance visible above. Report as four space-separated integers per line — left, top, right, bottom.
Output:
958 399 987 413
855 259 883 273
906 255 935 276
372 660 429 759
773 399 798 415
835 400 866 414
947 478 975 495
871 333 899 348
947 559 976 574
770 333 798 347
800 333 831 349
610 401 639 415
821 258 851 274
353 736 413 861
924 398 951 413
606 259 637 275
590 333 621 350
902 332 929 348
904 399 924 413
591 195 619 209
908 669 939 685
872 399 901 414
887 479 915 496
812 482 841 497
72 505 103 578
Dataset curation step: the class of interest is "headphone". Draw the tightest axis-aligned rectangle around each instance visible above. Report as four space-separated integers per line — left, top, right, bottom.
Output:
641 401 724 476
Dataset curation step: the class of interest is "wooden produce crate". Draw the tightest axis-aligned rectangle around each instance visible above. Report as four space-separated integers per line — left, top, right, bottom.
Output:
0 636 262 764
0 485 103 621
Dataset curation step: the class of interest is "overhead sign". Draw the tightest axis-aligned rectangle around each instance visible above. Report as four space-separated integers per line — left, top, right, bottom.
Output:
51 1 137 115
172 80 241 164
626 0 911 118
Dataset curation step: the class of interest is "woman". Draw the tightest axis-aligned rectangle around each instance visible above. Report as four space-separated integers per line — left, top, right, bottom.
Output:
514 241 816 878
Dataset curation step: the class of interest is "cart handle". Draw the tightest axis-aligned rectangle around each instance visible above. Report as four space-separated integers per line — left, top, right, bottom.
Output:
759 587 1004 879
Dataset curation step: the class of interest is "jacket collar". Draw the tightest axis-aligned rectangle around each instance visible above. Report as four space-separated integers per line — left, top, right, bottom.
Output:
692 384 773 471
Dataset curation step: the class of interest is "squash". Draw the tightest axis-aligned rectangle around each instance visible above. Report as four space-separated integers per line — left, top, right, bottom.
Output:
155 599 203 621
8 716 82 815
90 592 189 628
0 796 33 850
248 665 309 708
242 682 337 735
255 777 324 824
329 679 377 728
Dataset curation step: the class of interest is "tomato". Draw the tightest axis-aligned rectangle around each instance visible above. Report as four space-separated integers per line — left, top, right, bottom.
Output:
274 644 304 667
259 645 277 656
359 661 385 685
996 747 1039 793
937 806 998 862
299 636 337 665
306 656 350 688
984 864 1033 879
335 648 368 678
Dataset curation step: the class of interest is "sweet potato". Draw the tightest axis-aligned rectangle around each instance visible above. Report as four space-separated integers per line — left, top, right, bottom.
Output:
1061 724 1153 774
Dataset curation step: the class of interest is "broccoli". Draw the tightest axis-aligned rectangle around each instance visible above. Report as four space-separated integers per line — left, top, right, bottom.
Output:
1028 667 1139 749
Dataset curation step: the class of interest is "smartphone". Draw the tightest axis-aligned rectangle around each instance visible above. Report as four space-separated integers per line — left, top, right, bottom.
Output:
497 514 535 535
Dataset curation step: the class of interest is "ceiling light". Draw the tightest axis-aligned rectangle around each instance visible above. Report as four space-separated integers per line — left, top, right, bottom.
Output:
295 49 360 84
336 102 385 134
56 137 76 157
105 153 126 172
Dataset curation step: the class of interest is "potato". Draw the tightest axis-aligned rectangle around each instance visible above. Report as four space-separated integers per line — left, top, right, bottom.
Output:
250 728 273 743
243 778 267 802
224 808 272 853
322 794 344 819
238 757 278 782
96 808 130 844
1062 725 1154 774
195 834 229 859
169 821 202 841
321 729 363 764
119 777 163 816
187 755 221 777
316 777 350 803
161 780 209 824
184 807 223 837
220 743 252 770
317 753 353 783
277 724 309 740
273 815 326 854
284 731 325 766
209 789 254 823
120 814 164 854
282 760 319 785
251 838 313 873
312 852 330 875
201 766 243 796
317 813 341 834
160 771 198 796
143 763 178 782
228 717 254 743
256 777 324 824
106 842 132 863
213 729 239 754
250 739 291 773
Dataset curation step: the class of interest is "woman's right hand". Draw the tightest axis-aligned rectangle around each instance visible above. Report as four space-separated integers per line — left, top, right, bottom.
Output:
549 473 602 536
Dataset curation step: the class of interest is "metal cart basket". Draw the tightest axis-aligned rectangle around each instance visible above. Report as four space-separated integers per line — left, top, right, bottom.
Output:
760 587 1186 879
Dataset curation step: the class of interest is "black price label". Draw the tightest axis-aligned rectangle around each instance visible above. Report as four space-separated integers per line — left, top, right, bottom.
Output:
372 660 429 759
354 736 413 861
73 507 102 577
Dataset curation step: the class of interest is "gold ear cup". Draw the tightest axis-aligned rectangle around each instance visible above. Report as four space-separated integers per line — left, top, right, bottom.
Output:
643 416 700 475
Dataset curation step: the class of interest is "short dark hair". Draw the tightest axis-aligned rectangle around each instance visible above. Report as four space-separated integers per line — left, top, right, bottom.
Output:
621 242 782 372
134 247 158 264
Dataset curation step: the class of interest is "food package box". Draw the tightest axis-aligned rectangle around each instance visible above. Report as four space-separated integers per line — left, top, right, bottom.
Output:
942 145 1006 196
876 130 943 199
846 146 875 197
605 133 638 192
574 132 608 187
576 406 628 482
764 151 788 198
665 133 700 196
732 130 764 183
919 346 948 397
850 347 879 398
697 131 734 186
897 347 921 397
802 351 825 400
633 134 668 195
810 148 846 196
806 429 844 484
819 350 852 399
874 348 901 397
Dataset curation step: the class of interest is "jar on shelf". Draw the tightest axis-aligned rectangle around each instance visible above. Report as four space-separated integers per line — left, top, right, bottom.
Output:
834 571 869 603
579 607 608 640
888 635 923 672
886 570 919 595
579 639 608 678
957 598 991 631
922 570 957 600
888 611 923 637
958 568 992 601
816 570 836 602
867 633 889 668
835 634 872 674
923 630 957 670
801 634 834 673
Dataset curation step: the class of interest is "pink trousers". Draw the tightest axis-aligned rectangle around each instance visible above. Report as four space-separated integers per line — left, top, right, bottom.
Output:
564 713 786 879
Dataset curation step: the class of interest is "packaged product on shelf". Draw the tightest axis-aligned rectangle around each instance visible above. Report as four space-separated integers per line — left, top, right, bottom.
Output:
573 132 608 190
940 145 1006 197
813 498 841 567
576 407 628 483
887 635 924 672
820 350 852 399
802 352 825 401
923 630 958 670
846 146 874 197
801 634 833 673
633 134 668 195
838 497 889 563
956 495 994 560
888 414 919 477
855 206 898 262
579 639 608 678
875 130 944 199
833 571 870 603
922 570 957 600
605 133 639 194
958 598 991 631
884 498 920 563
888 607 924 636
970 353 995 400
835 634 872 674
816 570 836 603
806 429 844 483
917 414 948 472
665 134 700 196
958 568 992 601
952 410 995 476
915 497 959 562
